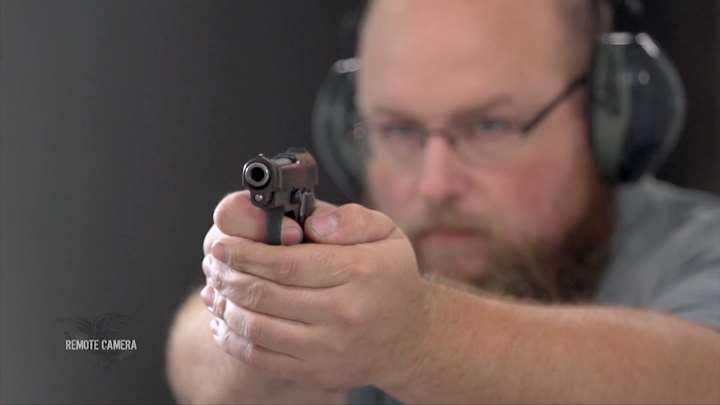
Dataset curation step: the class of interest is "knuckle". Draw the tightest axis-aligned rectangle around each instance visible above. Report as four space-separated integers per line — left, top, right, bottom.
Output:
330 263 352 282
275 257 298 284
338 301 367 326
218 331 230 351
209 269 224 291
216 278 237 302
241 340 257 365
216 321 231 348
209 256 231 288
225 245 246 270
214 293 227 318
244 280 266 309
242 343 271 373
348 260 373 280
240 313 258 341
213 239 247 270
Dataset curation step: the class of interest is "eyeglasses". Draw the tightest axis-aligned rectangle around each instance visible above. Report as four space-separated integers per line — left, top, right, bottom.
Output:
353 75 587 168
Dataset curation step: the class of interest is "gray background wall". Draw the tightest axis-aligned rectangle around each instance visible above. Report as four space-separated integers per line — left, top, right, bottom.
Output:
0 1 718 404
0 2 357 404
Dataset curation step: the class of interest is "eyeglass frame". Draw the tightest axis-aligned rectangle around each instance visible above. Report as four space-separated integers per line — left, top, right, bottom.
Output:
352 74 589 164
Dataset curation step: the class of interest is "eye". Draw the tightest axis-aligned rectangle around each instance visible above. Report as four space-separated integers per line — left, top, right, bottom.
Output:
467 118 511 134
378 123 422 139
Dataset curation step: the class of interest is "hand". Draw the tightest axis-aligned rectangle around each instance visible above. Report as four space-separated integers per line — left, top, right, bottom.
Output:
200 191 436 391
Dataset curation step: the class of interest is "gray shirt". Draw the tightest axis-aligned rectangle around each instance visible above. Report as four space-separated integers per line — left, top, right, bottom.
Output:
348 178 720 404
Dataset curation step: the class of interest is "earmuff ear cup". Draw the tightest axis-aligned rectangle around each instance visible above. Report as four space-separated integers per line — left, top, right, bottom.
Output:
312 59 364 200
590 33 686 182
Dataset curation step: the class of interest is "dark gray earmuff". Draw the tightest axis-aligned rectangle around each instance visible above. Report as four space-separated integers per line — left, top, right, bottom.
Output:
312 3 687 198
590 32 686 182
311 58 364 199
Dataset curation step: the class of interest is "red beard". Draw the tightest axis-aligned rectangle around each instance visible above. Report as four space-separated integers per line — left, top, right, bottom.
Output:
402 180 616 303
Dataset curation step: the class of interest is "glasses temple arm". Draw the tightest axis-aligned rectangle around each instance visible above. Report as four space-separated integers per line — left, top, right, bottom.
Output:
520 74 589 134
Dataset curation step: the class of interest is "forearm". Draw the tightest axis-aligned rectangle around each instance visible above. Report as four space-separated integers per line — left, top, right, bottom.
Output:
166 289 344 404
381 282 720 404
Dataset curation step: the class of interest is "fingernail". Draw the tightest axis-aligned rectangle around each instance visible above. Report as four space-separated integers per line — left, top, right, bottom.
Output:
211 318 228 342
282 226 302 245
310 213 338 237
200 285 215 308
211 242 228 264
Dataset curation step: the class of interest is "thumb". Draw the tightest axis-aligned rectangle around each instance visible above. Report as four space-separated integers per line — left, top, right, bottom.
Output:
305 203 401 245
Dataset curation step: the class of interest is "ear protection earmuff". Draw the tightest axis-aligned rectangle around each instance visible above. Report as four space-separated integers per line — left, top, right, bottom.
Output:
590 31 686 182
312 57 364 199
312 0 686 199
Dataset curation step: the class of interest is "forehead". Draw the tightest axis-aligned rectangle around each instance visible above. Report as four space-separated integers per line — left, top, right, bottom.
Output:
358 0 576 118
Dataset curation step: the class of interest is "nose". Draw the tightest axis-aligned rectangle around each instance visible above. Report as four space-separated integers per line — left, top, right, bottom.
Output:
416 137 464 205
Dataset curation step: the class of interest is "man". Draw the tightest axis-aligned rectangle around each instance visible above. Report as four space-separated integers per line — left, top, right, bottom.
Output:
166 0 720 403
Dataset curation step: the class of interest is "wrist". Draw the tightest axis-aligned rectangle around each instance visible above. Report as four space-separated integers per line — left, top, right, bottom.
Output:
376 280 460 396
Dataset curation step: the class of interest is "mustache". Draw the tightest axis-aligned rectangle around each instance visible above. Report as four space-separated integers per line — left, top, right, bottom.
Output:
402 208 498 240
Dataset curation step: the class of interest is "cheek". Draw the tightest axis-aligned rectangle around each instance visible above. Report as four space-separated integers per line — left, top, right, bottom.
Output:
365 159 422 223
477 116 595 246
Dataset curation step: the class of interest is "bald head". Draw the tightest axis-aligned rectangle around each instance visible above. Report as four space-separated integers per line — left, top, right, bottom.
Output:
358 0 589 119
358 0 610 91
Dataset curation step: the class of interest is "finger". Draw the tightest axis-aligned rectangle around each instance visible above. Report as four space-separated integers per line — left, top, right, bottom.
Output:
209 257 329 324
211 317 304 377
204 236 252 280
200 281 215 309
220 299 314 358
309 200 337 217
305 203 403 245
202 253 214 279
203 225 226 255
211 238 352 288
213 191 303 245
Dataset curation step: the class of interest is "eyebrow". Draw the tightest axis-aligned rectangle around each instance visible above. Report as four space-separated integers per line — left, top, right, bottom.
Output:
366 96 515 122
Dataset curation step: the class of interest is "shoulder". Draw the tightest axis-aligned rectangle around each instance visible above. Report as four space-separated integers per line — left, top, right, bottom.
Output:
619 177 720 232
613 177 720 255
597 178 720 308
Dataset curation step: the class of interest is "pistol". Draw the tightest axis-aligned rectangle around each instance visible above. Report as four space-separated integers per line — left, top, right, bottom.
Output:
242 148 318 245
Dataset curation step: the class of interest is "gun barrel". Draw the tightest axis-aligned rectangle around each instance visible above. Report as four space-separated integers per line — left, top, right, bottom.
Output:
244 161 271 188
241 148 318 244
